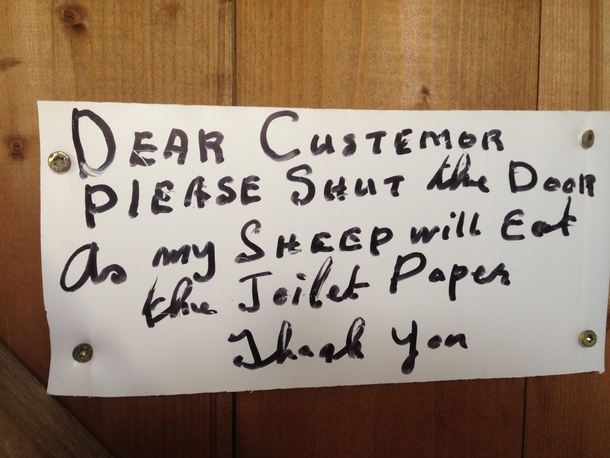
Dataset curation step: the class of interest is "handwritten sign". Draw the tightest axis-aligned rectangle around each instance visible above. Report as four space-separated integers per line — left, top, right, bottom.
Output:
39 102 610 397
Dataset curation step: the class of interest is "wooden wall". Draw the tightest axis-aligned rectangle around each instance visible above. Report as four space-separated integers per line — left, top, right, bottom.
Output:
0 0 608 456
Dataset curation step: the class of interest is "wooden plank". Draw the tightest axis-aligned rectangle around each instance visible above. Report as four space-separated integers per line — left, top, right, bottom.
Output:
0 0 234 457
237 0 539 111
524 1 610 456
234 1 540 456
0 341 112 457
236 380 525 458
60 392 233 458
537 0 608 111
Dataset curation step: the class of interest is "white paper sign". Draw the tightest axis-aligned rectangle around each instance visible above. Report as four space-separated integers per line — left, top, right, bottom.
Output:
39 102 610 397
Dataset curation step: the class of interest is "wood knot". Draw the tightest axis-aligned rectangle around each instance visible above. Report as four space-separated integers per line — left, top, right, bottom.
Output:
413 84 432 110
60 6 86 31
10 140 23 154
61 8 81 25
0 57 21 72
9 140 25 158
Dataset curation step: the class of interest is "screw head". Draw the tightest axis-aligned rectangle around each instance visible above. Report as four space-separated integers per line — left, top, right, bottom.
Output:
582 130 595 149
73 343 93 362
579 330 597 348
48 151 71 173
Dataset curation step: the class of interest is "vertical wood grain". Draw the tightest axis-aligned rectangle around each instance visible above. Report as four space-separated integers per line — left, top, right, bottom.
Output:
537 0 608 112
0 1 233 457
235 1 540 456
236 380 526 458
400 0 540 110
524 1 610 456
0 0 52 385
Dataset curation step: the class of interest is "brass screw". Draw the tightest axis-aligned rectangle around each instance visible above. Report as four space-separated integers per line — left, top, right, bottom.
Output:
582 130 595 149
579 330 597 348
73 343 93 363
48 151 71 173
